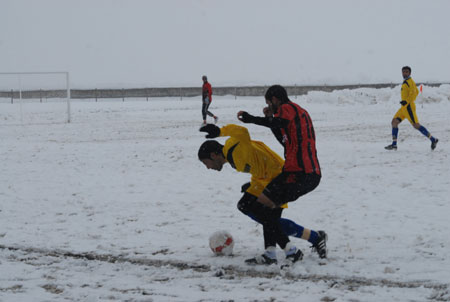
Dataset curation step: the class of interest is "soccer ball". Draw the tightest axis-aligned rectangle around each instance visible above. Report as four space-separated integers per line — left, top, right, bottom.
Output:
209 230 234 256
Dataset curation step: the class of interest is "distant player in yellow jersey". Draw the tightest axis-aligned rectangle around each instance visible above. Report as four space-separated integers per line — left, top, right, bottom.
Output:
198 123 327 265
385 66 439 150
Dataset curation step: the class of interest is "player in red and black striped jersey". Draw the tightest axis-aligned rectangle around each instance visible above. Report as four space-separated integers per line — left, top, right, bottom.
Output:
238 84 327 265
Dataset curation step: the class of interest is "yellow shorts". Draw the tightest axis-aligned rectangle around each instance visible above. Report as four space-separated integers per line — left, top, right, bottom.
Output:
394 102 419 124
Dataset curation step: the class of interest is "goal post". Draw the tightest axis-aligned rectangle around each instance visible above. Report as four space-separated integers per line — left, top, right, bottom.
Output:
0 71 71 123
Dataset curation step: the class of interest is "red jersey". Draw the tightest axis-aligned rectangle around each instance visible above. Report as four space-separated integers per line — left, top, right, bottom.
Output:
275 101 320 175
202 82 212 101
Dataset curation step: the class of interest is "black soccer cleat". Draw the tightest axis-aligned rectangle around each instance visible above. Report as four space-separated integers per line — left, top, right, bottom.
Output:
245 254 277 265
385 144 398 150
285 249 303 263
311 230 328 259
431 138 439 150
280 249 304 269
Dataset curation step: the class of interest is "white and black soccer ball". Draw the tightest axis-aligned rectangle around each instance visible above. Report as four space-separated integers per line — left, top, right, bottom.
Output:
209 230 234 256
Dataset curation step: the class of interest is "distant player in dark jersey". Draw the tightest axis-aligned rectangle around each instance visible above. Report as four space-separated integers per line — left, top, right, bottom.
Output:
198 124 326 265
385 66 438 150
202 75 218 125
237 84 327 266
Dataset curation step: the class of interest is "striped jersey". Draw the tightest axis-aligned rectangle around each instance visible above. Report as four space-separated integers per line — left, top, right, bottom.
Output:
274 101 321 175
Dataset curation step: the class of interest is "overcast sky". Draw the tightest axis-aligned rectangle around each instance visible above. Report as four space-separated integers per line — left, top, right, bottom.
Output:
1 0 450 88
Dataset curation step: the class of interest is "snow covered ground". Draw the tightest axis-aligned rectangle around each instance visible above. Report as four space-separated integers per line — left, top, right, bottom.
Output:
1 85 450 301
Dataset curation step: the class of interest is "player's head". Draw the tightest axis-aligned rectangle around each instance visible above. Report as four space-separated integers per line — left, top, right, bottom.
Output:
198 140 225 171
265 85 289 113
202 75 208 83
402 66 411 79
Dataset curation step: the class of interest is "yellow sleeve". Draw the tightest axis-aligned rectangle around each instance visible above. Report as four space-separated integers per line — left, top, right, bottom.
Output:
220 124 251 143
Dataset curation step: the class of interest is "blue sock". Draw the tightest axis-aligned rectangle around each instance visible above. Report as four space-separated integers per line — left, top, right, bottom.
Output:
392 127 399 146
247 214 319 244
418 126 435 142
279 218 320 244
308 230 320 245
279 218 303 237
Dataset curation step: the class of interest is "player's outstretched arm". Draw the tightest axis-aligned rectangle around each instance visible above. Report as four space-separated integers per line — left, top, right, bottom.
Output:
237 111 288 129
220 124 251 142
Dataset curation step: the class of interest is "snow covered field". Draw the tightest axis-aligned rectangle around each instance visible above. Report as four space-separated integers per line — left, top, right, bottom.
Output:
1 85 449 301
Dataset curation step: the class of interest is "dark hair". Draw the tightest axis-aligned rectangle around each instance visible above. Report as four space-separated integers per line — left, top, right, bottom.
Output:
402 66 411 72
198 140 223 160
202 75 207 80
265 85 290 103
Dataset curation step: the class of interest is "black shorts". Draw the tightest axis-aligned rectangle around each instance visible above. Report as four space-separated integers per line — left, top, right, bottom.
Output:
263 171 321 206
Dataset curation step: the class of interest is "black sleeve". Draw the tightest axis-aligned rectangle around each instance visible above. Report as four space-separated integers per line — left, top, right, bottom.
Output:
271 127 284 145
241 113 287 145
246 115 289 129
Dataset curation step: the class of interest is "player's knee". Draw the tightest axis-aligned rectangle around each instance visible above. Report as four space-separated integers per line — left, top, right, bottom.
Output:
413 123 421 129
237 201 249 215
237 193 257 215
391 118 400 127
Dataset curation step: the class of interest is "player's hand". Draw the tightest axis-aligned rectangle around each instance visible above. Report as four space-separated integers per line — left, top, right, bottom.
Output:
400 100 407 106
199 124 220 138
263 106 273 117
237 111 253 123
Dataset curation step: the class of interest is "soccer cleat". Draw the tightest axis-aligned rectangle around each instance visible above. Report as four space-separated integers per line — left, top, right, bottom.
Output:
285 249 303 264
214 116 219 124
385 144 398 150
431 138 439 150
311 230 328 259
280 249 303 269
245 254 277 265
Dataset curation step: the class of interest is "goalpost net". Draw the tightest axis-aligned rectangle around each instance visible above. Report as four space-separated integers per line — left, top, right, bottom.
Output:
0 72 71 124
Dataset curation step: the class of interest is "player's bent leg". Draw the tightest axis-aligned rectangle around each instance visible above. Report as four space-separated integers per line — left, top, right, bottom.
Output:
279 218 304 237
243 206 288 265
252 205 294 262
391 117 401 128
237 193 279 265
239 194 314 240
244 201 287 244
256 193 277 209
415 123 439 149
237 192 261 216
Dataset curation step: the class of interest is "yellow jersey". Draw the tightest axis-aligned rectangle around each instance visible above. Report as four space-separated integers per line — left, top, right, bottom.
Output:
220 124 284 198
401 77 419 105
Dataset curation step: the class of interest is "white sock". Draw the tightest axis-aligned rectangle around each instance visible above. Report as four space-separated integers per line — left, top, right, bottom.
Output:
264 246 277 259
284 242 297 256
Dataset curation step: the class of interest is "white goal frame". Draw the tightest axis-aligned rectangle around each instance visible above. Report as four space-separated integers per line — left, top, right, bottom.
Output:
0 71 71 123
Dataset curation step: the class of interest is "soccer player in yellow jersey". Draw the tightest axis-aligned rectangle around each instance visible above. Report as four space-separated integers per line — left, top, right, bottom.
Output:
385 66 438 150
198 123 327 265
